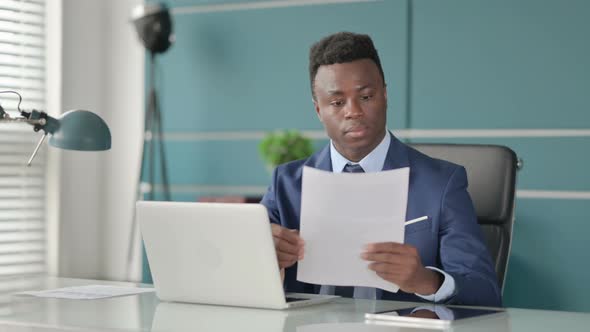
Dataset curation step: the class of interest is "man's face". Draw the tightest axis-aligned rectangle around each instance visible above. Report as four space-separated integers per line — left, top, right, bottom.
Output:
313 59 387 162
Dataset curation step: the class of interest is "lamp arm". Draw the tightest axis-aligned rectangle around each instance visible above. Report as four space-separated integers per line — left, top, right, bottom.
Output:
1 90 61 135
0 105 58 129
0 115 47 126
27 133 48 166
1 102 60 166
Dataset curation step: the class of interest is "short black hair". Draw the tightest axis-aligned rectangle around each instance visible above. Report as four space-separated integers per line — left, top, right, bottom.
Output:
309 32 385 99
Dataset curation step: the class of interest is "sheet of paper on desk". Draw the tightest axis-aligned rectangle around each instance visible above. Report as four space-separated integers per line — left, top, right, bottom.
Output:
16 285 156 300
297 166 408 293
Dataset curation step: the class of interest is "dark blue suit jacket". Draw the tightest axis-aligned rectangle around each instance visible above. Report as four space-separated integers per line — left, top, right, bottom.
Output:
260 133 502 307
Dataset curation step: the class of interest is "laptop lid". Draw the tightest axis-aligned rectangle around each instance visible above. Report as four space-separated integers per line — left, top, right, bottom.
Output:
137 201 336 309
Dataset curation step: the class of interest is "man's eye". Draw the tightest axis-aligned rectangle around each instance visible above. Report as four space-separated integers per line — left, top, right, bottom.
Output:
361 95 373 101
330 100 344 107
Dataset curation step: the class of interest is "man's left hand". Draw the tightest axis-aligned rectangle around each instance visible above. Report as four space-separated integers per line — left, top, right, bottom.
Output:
361 242 443 295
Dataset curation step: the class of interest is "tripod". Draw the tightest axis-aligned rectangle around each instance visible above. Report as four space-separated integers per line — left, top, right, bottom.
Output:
127 53 171 281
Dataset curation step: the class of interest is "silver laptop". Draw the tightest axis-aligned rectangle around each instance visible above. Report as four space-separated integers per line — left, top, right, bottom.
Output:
137 201 338 309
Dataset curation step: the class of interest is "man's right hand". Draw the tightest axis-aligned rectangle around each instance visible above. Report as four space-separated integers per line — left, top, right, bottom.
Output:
271 224 305 269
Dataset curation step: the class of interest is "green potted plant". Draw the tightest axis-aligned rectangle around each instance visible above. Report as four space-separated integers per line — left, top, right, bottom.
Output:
259 130 314 170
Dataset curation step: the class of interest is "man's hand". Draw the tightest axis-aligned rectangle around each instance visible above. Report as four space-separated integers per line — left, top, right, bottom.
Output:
361 242 442 295
271 224 304 269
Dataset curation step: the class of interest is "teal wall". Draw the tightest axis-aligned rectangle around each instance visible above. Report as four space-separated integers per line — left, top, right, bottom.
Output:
142 0 590 312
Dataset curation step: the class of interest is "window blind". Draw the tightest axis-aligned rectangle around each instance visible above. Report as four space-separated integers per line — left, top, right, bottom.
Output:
0 0 47 290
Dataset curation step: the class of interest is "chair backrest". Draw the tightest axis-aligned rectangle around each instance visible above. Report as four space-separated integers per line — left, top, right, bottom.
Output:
409 143 519 291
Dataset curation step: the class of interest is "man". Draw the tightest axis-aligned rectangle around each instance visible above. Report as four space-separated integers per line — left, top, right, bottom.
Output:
260 32 501 307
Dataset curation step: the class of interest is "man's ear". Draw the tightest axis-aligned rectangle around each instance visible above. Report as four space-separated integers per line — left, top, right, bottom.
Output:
313 99 323 123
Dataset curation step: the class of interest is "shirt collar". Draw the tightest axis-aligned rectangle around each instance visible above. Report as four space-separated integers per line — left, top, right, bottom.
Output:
330 131 390 173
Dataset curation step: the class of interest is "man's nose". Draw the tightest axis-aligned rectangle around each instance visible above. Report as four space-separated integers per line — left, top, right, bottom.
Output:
344 99 363 119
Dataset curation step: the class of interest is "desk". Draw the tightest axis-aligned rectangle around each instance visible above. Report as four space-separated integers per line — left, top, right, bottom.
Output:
0 276 588 331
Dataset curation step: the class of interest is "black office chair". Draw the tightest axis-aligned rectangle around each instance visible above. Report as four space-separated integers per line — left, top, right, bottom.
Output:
409 143 520 292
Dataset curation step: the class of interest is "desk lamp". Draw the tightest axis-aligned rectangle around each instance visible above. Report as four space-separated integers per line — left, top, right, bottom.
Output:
0 91 111 165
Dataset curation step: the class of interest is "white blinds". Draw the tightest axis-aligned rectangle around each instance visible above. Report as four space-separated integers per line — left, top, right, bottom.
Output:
0 0 47 283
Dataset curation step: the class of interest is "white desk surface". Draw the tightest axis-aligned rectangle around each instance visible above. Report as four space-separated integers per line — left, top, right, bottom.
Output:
0 276 588 331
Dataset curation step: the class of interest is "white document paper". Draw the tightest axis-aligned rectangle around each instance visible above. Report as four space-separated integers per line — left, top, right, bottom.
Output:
17 285 156 300
297 166 409 293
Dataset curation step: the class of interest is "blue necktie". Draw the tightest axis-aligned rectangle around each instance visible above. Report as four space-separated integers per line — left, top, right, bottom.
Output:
333 163 365 298
343 163 365 173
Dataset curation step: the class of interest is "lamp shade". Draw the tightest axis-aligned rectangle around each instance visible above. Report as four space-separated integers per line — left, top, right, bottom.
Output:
48 110 111 151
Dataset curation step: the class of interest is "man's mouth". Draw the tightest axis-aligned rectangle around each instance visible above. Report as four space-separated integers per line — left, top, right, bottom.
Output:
345 126 368 138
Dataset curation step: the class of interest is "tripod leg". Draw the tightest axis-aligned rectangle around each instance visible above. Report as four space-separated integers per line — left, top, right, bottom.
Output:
126 54 158 280
153 90 171 201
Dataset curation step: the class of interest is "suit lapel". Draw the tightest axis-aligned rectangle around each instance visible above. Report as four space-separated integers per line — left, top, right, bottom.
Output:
382 132 410 171
308 144 332 171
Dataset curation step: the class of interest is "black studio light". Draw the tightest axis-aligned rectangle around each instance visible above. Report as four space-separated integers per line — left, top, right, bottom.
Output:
131 3 174 54
129 3 175 280
130 2 174 205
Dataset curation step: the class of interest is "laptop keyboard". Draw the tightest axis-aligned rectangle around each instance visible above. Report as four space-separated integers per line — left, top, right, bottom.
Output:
285 297 308 303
